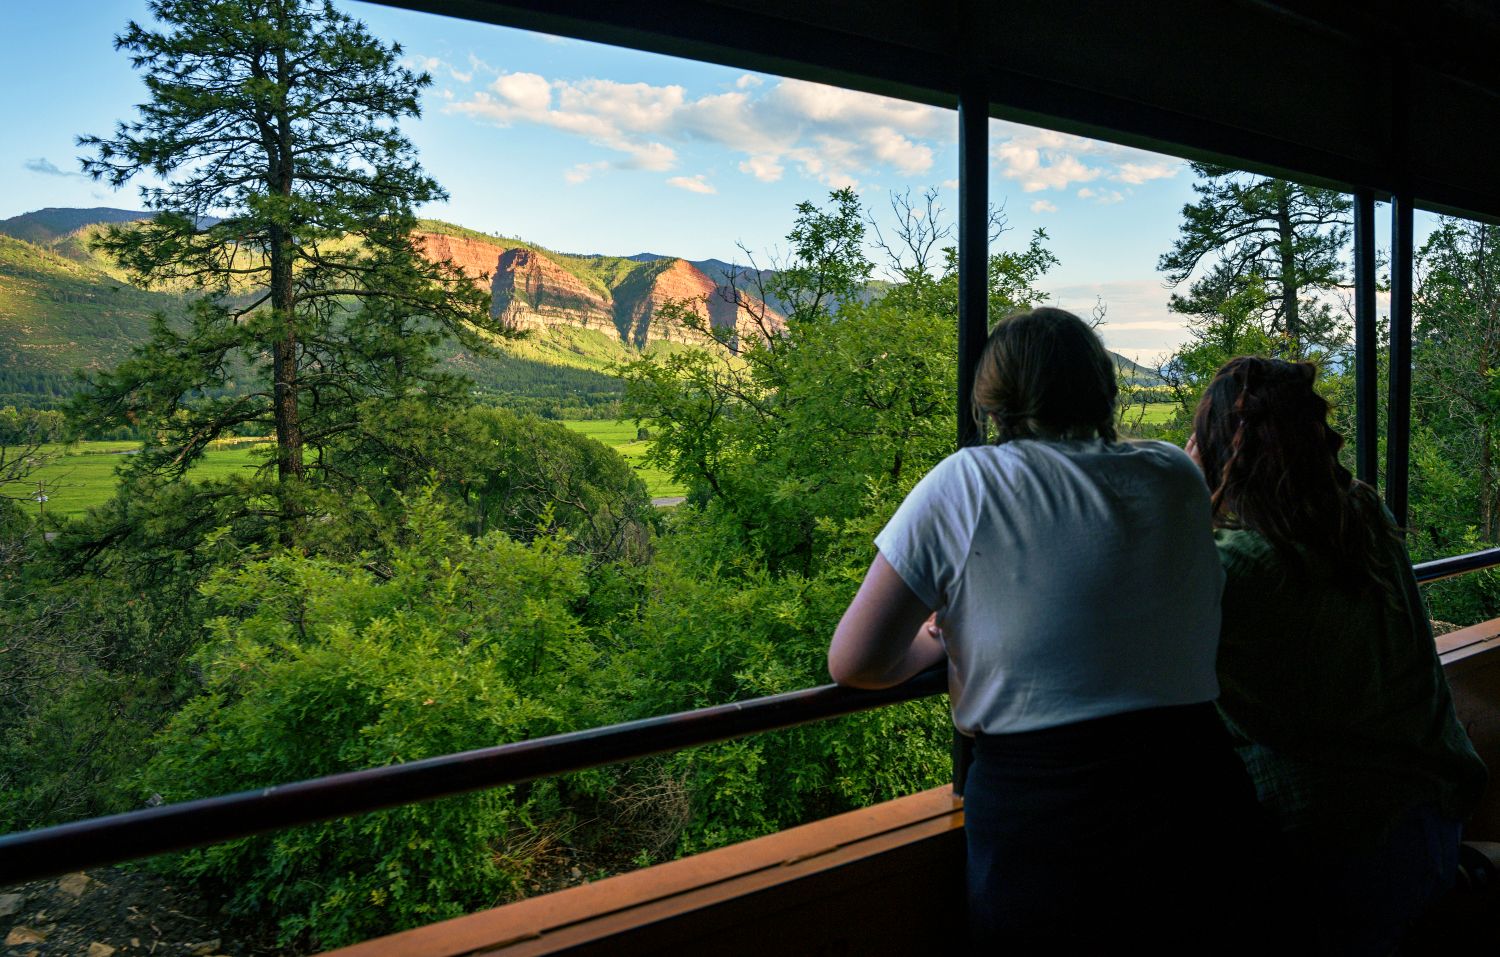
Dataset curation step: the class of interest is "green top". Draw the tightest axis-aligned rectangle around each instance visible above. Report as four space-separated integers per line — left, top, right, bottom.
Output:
1214 527 1487 850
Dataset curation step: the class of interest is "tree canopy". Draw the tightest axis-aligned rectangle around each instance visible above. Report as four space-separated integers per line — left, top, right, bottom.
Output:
1158 163 1350 357
75 0 494 536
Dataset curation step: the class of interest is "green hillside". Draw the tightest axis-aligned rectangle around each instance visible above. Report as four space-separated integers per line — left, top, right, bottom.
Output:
0 207 1162 419
0 218 640 416
0 233 183 392
0 207 148 245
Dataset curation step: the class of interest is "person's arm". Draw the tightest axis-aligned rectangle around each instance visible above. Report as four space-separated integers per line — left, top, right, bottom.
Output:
828 553 946 688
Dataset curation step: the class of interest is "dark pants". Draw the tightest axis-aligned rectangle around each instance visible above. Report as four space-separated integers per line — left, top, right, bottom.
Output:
965 703 1273 954
1282 803 1460 956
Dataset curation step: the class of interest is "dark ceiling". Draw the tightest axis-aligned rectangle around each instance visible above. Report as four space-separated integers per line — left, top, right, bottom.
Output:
372 0 1500 222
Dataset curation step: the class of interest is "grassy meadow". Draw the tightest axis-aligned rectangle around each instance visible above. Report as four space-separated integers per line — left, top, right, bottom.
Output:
5 405 1183 519
4 420 687 520
559 419 685 498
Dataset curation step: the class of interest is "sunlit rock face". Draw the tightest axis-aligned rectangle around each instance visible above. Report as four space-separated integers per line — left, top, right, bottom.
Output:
615 258 781 350
414 230 782 352
413 232 509 286
491 248 618 337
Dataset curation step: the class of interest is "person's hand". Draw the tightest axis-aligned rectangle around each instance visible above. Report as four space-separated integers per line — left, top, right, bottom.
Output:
1185 434 1202 468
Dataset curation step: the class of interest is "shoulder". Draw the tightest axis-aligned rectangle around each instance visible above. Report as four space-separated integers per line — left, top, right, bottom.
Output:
1121 438 1202 474
1214 527 1280 576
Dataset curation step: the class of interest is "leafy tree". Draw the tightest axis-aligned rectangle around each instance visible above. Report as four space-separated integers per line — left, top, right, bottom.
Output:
1156 276 1277 421
338 401 656 563
622 188 1055 574
142 493 595 948
75 0 492 535
1408 217 1500 622
1159 163 1351 356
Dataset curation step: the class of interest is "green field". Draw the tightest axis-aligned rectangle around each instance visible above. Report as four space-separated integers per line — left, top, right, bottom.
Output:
559 419 685 499
5 441 271 519
4 421 685 521
1120 402 1179 427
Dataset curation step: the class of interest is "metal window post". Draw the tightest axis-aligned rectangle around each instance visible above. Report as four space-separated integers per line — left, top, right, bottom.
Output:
952 74 989 797
1387 195 1414 526
1353 190 1378 487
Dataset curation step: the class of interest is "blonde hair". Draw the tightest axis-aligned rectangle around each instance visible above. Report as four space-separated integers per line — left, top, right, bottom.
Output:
972 307 1118 443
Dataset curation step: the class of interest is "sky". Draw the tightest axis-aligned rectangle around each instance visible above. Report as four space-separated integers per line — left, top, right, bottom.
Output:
0 0 1385 359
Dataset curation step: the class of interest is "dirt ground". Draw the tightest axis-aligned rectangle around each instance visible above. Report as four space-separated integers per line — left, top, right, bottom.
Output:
1 870 274 957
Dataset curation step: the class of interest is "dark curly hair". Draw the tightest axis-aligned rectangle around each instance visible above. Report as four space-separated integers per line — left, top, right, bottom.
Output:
973 307 1118 444
1192 356 1401 594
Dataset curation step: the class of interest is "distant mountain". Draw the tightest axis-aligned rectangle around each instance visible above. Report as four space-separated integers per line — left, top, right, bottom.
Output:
0 231 179 395
0 207 149 245
414 223 784 352
1110 352 1162 385
0 207 1164 410
0 211 786 410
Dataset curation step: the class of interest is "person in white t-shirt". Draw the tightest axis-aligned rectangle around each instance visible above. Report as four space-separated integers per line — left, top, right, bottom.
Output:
827 307 1268 952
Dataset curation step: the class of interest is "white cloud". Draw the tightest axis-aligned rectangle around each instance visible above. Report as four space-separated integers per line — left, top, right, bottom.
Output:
1076 186 1125 205
740 155 784 182
867 127 933 174
492 71 553 113
993 133 1102 193
1113 161 1178 185
941 178 959 190
991 122 1184 201
445 72 951 189
1029 199 1058 214
564 161 608 184
667 174 717 194
402 54 477 86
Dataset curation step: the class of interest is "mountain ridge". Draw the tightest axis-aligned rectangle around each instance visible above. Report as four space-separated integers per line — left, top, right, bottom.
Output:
0 207 1162 411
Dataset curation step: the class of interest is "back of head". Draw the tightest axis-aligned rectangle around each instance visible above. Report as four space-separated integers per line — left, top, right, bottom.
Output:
973 307 1118 444
1192 356 1399 592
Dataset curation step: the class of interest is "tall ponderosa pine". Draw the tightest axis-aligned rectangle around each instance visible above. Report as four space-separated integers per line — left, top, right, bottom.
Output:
76 0 492 512
1158 163 1350 356
1413 218 1500 546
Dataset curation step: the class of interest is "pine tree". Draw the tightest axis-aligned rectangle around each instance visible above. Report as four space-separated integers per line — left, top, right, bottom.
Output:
75 0 493 531
1158 163 1350 357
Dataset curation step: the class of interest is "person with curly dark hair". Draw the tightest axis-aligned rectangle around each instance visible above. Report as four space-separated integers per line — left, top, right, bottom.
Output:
828 308 1267 952
1191 356 1487 955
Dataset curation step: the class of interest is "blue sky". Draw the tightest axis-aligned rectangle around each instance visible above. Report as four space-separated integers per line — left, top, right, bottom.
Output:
0 0 1345 358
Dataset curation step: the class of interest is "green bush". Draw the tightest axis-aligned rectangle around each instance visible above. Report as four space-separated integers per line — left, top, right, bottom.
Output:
142 493 594 948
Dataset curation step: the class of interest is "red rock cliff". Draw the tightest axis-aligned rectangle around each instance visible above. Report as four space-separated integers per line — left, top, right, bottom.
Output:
414 229 782 350
413 232 510 287
618 259 783 350
492 248 617 336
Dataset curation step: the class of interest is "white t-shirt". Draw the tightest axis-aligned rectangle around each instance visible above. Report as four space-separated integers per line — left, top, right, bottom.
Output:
875 438 1223 735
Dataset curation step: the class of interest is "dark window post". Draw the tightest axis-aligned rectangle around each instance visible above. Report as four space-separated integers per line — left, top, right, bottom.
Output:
952 75 989 797
1353 189 1378 487
1387 195 1414 526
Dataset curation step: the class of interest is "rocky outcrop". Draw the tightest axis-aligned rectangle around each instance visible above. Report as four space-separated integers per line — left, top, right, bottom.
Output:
616 259 781 350
492 248 617 337
413 230 782 351
414 232 511 286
